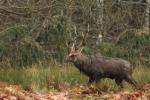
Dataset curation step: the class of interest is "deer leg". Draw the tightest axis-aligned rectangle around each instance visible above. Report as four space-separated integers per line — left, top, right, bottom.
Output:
125 75 137 87
94 76 101 84
115 78 123 88
88 74 101 84
88 77 94 84
95 78 101 83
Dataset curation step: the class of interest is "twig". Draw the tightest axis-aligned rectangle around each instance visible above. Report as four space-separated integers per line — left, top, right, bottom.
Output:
120 0 149 6
114 29 137 45
0 25 26 34
33 6 52 40
0 5 53 17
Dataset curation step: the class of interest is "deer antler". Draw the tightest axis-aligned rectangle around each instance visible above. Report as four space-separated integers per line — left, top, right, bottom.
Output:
78 24 89 48
66 24 90 52
66 25 78 51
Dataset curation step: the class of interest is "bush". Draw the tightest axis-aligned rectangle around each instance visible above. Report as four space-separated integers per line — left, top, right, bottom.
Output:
99 32 150 67
36 15 74 62
0 27 49 67
0 16 74 67
0 17 149 67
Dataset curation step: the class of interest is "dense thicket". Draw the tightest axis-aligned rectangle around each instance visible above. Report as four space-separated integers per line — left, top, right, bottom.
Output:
0 0 149 67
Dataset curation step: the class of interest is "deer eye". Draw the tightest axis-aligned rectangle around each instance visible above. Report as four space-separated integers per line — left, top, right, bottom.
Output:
69 54 76 58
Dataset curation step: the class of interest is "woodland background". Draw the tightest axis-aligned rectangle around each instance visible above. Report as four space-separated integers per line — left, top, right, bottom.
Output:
0 0 150 99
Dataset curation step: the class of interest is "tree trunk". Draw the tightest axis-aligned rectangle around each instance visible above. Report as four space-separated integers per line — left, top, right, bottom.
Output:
145 0 150 32
96 0 104 46
96 0 104 34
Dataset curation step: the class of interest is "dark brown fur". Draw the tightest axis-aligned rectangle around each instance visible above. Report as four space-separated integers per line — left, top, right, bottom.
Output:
66 52 137 87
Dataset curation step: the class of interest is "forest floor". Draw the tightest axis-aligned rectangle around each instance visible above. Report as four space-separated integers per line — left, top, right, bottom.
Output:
0 82 150 100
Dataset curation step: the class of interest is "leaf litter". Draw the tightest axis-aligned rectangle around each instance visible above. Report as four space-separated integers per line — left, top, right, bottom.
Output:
0 82 149 100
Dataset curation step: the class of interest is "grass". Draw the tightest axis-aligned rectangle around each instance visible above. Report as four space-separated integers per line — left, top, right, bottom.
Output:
0 63 149 93
0 63 87 93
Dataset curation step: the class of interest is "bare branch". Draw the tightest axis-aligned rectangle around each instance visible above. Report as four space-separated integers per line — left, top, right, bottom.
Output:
0 5 53 17
120 0 149 6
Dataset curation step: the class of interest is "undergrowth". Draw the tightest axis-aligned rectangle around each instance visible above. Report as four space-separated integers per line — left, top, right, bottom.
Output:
0 63 149 93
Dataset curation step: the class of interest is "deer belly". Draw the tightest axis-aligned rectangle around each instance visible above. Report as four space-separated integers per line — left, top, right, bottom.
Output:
103 71 122 79
85 68 102 78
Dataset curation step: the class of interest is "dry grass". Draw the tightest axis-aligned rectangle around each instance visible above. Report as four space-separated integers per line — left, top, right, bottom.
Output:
0 63 149 93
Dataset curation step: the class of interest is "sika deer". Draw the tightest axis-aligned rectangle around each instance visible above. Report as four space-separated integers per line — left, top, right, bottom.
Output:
66 30 137 88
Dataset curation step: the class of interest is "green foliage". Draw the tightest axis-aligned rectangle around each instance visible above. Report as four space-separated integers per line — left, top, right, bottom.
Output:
0 27 48 67
0 26 26 43
0 16 74 67
100 33 150 67
36 15 73 62
0 16 149 67
0 26 149 67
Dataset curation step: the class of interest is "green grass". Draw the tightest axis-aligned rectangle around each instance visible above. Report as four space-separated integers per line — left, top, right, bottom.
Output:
0 63 87 93
0 63 149 93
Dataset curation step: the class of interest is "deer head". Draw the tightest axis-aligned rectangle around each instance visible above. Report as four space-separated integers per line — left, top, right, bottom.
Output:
66 41 84 62
66 26 89 63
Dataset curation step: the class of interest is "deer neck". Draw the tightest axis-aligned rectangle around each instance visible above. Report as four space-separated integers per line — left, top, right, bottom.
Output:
73 54 90 69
